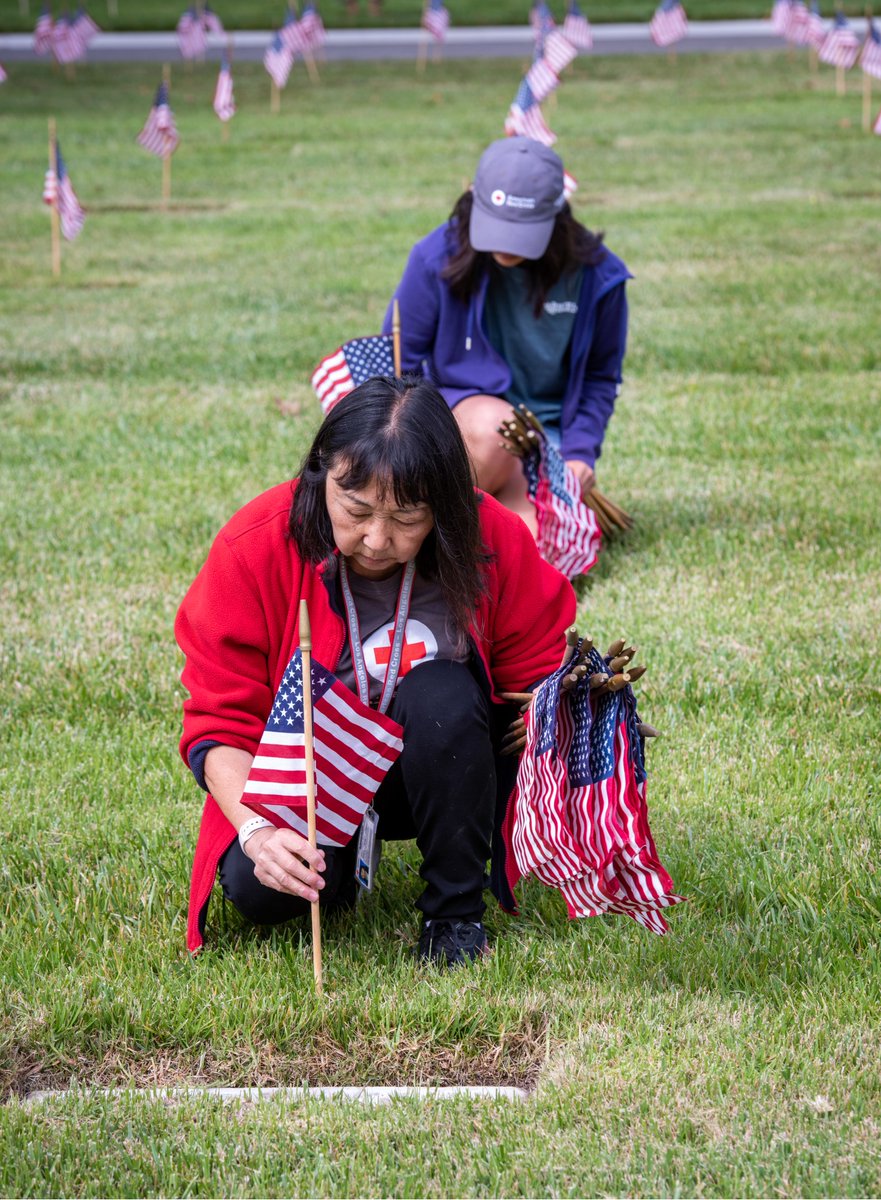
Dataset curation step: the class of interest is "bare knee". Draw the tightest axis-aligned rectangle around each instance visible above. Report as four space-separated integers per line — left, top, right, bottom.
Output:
453 395 520 494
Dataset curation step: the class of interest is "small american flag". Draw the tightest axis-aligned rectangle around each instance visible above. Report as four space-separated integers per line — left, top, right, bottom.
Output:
543 28 578 73
311 335 395 414
525 48 559 104
818 10 860 68
34 4 53 55
563 1 593 51
138 81 180 158
177 8 207 60
300 2 327 50
281 10 312 56
563 168 578 198
52 12 90 63
264 32 294 88
241 650 404 848
213 54 235 122
804 1 827 50
507 641 684 934
860 18 881 79
422 0 450 42
74 5 101 42
504 77 557 147
203 5 225 35
43 142 86 242
519 422 601 578
650 0 688 47
784 0 810 43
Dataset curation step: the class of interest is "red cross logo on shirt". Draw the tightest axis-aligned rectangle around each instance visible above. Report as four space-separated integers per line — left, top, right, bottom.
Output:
373 628 427 677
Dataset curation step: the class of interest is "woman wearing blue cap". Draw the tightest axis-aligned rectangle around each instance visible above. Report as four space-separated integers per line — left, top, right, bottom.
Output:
383 136 631 536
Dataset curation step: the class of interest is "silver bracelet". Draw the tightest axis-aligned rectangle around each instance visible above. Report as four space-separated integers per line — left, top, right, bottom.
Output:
238 816 274 853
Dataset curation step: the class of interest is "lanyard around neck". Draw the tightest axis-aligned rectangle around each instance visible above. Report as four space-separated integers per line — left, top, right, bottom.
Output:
338 558 417 714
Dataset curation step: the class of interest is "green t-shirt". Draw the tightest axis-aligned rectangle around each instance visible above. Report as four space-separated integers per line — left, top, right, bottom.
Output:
483 262 583 428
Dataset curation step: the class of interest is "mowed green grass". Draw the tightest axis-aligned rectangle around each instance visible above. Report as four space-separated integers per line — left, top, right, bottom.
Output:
0 1 872 33
1 50 881 1197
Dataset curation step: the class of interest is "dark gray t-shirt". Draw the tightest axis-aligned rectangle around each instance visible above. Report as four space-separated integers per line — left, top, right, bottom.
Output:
483 262 583 432
335 566 468 706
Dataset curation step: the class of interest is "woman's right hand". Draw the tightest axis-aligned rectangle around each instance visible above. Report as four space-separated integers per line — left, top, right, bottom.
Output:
243 827 326 902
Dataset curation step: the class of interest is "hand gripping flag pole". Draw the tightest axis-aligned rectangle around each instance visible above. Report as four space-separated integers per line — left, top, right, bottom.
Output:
298 599 323 994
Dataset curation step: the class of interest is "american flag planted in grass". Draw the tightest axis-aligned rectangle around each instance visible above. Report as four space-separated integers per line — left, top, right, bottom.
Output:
505 77 557 147
311 335 395 414
861 19 881 78
242 651 404 848
138 81 180 157
563 1 593 52
649 0 688 47
43 142 85 241
264 33 293 89
422 0 450 42
819 11 860 68
213 55 235 122
177 7 207 59
505 637 684 935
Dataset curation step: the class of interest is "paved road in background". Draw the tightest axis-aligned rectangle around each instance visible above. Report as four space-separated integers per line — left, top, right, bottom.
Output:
3 19 868 63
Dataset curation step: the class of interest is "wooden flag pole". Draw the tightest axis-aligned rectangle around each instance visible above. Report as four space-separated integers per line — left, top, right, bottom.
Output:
48 117 61 279
417 33 429 73
303 48 320 83
836 63 846 95
161 63 172 208
298 599 323 995
271 80 281 113
863 6 874 129
392 298 402 377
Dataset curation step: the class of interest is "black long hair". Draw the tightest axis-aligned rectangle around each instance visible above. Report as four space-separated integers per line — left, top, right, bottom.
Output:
289 375 488 636
442 190 606 317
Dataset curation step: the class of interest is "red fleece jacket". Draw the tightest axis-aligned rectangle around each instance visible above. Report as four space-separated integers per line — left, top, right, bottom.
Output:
175 481 576 952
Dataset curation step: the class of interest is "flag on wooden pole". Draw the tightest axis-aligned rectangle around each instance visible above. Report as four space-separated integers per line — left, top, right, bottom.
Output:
525 46 559 104
422 0 450 41
804 0 827 49
860 17 881 77
138 79 180 157
543 28 578 73
312 335 396 413
818 10 860 67
299 1 327 51
213 52 235 122
784 0 811 43
43 137 85 243
770 0 792 35
264 31 294 89
177 7 207 59
650 0 688 47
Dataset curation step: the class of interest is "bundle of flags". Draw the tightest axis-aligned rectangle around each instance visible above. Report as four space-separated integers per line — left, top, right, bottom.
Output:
34 5 101 65
138 81 180 158
503 637 684 934
42 141 85 241
500 406 601 579
213 53 235 122
241 649 404 848
311 334 395 414
176 6 226 60
818 10 860 70
649 0 688 48
422 0 450 42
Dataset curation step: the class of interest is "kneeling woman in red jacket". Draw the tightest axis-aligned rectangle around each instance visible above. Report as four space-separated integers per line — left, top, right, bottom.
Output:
176 376 575 967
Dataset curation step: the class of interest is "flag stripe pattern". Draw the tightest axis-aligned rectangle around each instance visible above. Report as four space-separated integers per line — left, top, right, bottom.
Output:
300 3 327 50
650 0 688 47
213 56 235 122
505 77 557 146
44 143 85 242
241 651 404 848
34 5 54 55
525 52 559 104
138 81 180 157
543 29 578 73
818 11 860 68
519 422 601 579
177 8 207 60
264 32 294 88
861 20 881 78
311 335 396 414
563 2 593 51
422 0 450 42
506 640 684 935
805 3 827 50
281 12 311 56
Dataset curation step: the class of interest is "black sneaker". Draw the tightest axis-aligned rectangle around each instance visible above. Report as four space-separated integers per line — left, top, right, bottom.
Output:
415 919 489 968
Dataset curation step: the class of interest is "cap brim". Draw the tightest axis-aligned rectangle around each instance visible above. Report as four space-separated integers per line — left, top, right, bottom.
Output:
469 203 554 261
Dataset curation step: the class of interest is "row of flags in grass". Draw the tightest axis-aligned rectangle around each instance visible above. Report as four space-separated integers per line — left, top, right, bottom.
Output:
507 2 689 149
772 1 868 69
33 3 101 64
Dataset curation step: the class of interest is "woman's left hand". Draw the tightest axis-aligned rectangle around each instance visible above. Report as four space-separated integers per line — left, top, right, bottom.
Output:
566 460 595 498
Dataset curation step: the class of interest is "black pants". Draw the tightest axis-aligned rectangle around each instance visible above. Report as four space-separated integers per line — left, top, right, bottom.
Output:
219 659 515 927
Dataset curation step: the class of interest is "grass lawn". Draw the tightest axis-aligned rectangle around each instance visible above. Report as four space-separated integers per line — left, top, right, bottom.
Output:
0 0 873 32
1 47 881 1198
